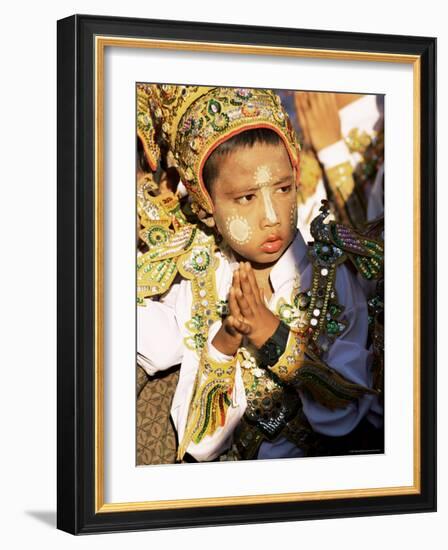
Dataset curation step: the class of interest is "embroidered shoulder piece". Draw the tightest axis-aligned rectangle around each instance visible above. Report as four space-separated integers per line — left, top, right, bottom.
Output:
269 332 376 410
137 192 216 303
310 200 384 281
177 351 236 461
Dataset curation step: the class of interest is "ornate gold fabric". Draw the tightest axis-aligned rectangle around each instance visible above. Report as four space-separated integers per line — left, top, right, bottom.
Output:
177 351 236 461
137 85 161 171
137 192 217 303
310 200 384 282
136 84 301 213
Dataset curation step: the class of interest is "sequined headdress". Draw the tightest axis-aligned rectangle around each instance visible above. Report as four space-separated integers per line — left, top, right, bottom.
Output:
137 84 301 213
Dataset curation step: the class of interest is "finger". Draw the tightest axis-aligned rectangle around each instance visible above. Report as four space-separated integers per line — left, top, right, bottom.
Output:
226 315 244 336
295 92 306 112
225 315 238 336
295 93 311 144
239 264 257 314
260 288 268 307
233 268 251 312
318 92 337 116
303 93 318 129
245 262 262 304
239 262 253 295
300 91 311 112
232 268 242 293
235 316 252 335
228 286 242 319
232 270 246 310
308 91 317 109
235 283 253 318
228 314 251 335
326 92 339 110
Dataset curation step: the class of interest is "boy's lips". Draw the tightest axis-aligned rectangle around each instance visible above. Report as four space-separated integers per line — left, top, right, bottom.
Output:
260 235 283 253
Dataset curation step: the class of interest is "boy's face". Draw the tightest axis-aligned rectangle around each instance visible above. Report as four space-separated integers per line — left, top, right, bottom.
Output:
209 141 298 265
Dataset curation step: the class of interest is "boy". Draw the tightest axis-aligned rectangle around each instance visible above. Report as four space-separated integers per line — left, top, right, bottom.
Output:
137 85 383 462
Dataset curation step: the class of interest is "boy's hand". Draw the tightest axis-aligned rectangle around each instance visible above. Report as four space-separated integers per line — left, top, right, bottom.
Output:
234 262 280 349
212 271 251 356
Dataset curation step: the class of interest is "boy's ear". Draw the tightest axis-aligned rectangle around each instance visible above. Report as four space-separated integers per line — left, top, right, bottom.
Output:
202 215 216 228
197 207 216 228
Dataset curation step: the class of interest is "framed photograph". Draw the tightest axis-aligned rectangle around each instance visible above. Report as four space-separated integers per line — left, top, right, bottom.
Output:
57 14 436 534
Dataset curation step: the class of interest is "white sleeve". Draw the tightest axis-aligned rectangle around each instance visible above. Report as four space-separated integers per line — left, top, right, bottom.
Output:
137 283 185 376
183 321 247 462
317 140 354 169
300 264 382 436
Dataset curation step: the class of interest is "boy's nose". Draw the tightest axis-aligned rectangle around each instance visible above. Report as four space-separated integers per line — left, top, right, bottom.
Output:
260 187 279 227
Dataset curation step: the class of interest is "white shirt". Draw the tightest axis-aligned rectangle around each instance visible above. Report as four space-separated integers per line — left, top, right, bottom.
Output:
138 230 382 461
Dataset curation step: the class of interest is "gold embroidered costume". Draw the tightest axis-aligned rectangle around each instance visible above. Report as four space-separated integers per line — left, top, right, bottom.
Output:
136 85 384 462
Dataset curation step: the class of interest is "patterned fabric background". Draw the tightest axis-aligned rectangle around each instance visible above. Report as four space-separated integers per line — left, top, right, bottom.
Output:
136 365 180 465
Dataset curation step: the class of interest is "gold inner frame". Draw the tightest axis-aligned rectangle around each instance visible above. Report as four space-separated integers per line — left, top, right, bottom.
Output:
94 36 421 513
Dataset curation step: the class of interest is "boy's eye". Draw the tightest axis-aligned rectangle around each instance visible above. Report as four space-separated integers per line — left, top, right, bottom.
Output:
276 184 292 194
236 194 256 205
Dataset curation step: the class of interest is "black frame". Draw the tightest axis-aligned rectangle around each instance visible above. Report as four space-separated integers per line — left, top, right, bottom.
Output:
57 14 436 534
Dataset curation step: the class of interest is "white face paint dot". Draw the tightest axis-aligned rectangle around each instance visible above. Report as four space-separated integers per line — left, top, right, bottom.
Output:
228 217 252 244
254 165 272 186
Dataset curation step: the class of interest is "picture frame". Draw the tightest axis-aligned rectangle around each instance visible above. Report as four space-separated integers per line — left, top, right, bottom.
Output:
57 14 436 534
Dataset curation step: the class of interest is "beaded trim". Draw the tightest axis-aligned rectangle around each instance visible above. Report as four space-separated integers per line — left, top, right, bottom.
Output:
268 330 306 384
178 233 221 353
238 346 300 441
177 351 236 461
137 224 198 301
137 84 160 171
310 200 384 281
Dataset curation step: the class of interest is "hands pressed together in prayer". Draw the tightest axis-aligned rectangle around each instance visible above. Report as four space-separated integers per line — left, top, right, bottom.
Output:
212 262 280 356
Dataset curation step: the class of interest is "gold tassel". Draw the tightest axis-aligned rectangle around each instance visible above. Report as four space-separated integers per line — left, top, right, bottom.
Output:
177 352 236 461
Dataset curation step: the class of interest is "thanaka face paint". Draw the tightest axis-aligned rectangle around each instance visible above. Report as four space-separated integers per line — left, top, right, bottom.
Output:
208 142 298 265
253 164 279 224
226 215 253 245
289 202 298 231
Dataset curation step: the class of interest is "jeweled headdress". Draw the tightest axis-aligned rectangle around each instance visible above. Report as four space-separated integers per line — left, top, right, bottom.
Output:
137 84 301 213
